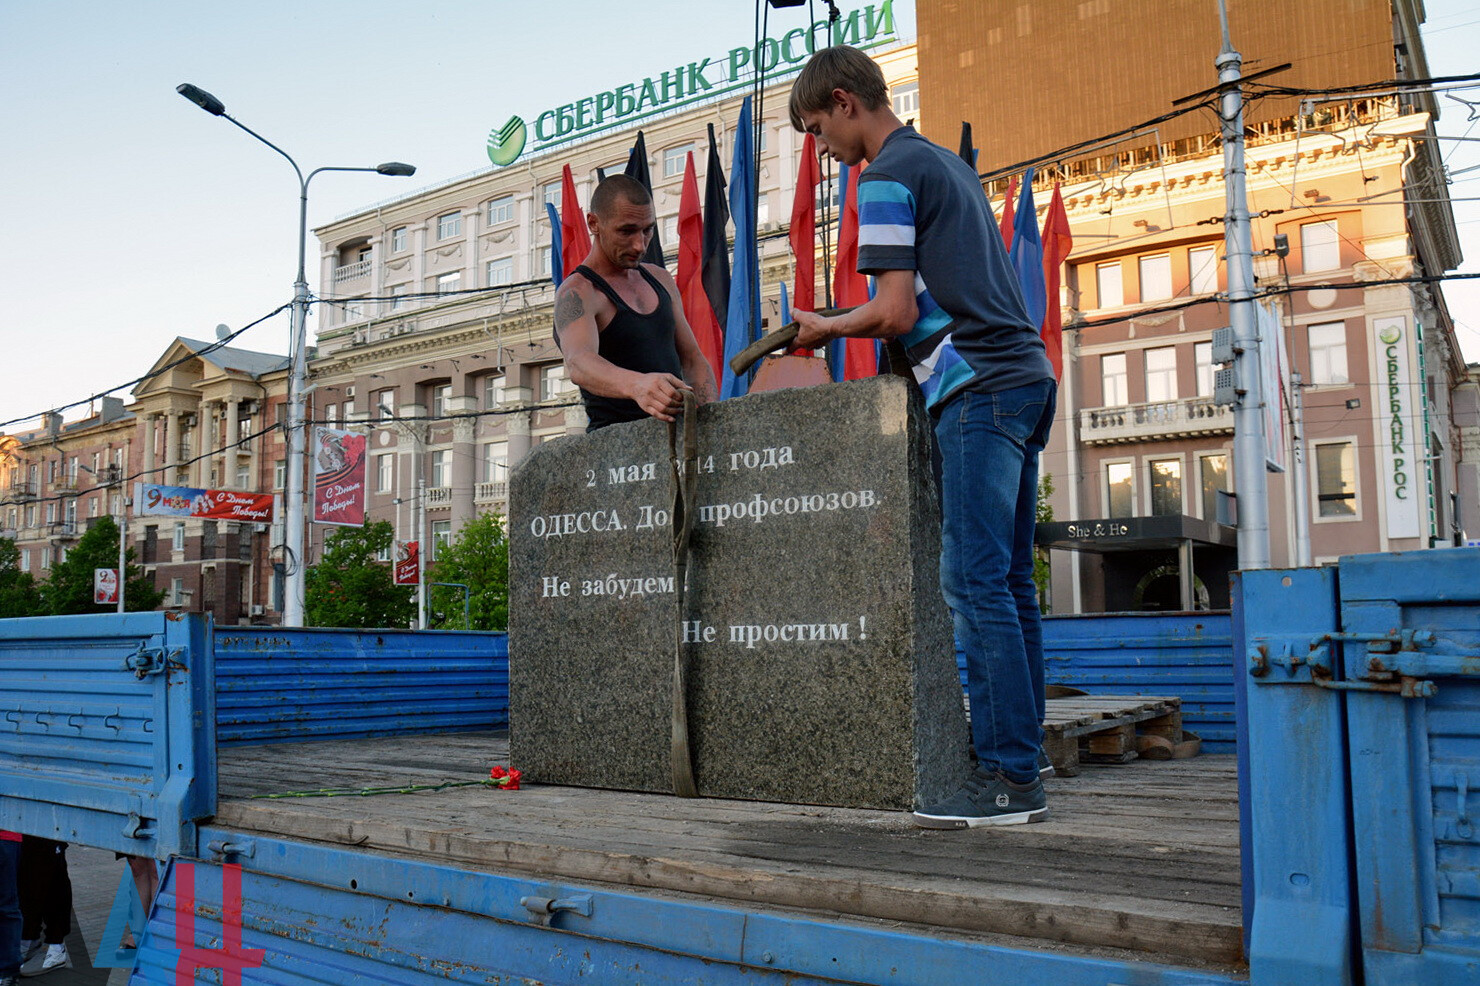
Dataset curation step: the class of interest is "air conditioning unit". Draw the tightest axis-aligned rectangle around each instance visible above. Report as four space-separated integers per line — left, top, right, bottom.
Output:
344 385 357 398
250 604 264 616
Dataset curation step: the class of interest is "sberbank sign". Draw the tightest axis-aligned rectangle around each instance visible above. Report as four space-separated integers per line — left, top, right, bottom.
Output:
485 2 897 167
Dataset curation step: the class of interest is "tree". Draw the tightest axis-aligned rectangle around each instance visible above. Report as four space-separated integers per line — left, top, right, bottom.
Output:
427 511 509 630
0 537 44 618
40 516 164 615
1033 473 1055 613
305 520 415 629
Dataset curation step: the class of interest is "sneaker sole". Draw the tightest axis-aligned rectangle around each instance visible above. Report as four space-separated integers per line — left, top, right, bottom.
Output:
1039 764 1056 778
911 806 1048 829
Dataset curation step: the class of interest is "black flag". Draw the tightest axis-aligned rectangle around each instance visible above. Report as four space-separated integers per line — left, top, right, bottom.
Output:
958 121 977 169
700 123 731 333
623 131 666 267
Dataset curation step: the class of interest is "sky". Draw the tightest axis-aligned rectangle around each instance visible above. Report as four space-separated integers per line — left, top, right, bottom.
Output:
0 0 1476 430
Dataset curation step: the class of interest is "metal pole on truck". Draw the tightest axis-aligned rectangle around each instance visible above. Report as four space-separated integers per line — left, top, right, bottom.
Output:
116 502 127 614
1215 3 1271 570
175 83 414 626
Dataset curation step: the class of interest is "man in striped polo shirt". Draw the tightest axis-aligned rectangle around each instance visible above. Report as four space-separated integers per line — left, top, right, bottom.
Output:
790 46 1057 828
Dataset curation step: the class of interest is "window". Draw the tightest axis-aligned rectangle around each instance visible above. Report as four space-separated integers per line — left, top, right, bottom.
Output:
890 81 920 118
540 364 574 401
391 226 407 252
235 462 250 488
324 403 338 426
1301 220 1340 273
88 497 98 518
171 578 186 606
483 375 507 408
388 284 408 311
487 196 514 225
1307 321 1349 385
1194 342 1214 397
1149 459 1182 516
1096 262 1124 308
91 451 101 475
486 257 514 286
542 182 562 208
1139 254 1172 302
46 503 56 524
1189 246 1218 294
436 271 462 295
1107 462 1134 518
1101 353 1128 407
1200 454 1228 521
274 460 286 490
1145 347 1177 403
483 441 508 483
537 246 553 277
661 215 679 245
436 212 462 241
1315 441 1356 517
662 143 695 178
431 384 452 418
375 542 392 563
431 520 452 560
373 389 395 421
756 192 771 226
173 522 186 551
430 450 450 488
40 550 50 571
377 453 394 493
19 549 29 572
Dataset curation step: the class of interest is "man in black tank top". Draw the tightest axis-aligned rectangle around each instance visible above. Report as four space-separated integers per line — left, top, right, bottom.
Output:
553 174 718 431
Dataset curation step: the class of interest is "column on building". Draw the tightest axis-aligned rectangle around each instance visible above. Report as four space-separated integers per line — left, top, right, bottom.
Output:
143 414 158 476
165 412 181 480
448 396 477 532
224 398 241 487
505 412 532 471
191 404 210 488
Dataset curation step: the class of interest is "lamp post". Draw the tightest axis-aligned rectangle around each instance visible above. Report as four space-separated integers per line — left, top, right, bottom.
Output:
176 83 414 626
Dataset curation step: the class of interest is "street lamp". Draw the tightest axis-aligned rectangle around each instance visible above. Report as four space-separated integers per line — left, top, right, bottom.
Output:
177 83 415 626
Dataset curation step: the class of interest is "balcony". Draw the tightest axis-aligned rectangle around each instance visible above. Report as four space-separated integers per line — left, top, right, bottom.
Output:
333 260 371 284
425 487 452 506
4 481 35 500
1080 398 1233 446
48 521 78 540
474 481 507 503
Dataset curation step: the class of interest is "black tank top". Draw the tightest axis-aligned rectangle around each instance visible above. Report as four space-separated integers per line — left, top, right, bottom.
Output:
566 264 683 431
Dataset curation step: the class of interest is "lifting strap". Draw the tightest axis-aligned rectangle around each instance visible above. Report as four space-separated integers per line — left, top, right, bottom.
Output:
668 390 700 798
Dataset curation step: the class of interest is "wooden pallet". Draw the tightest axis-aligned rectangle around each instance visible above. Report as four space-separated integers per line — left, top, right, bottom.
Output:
1043 695 1184 777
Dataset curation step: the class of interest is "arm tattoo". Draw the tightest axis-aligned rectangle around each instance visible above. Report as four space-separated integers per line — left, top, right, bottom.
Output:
554 290 585 332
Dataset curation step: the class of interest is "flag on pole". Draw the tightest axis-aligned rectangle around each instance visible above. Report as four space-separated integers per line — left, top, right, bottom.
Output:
701 123 731 337
789 133 820 316
998 174 1018 248
779 281 791 326
559 164 590 280
1008 167 1046 332
958 121 978 169
832 162 875 380
1040 182 1073 380
545 202 563 287
624 131 665 268
678 151 724 382
720 97 760 400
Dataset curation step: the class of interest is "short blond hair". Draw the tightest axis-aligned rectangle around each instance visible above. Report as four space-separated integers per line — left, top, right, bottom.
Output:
788 45 889 131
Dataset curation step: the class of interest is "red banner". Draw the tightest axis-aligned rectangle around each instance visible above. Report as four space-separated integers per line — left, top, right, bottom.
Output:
394 541 420 586
137 484 275 522
94 568 119 605
312 427 368 527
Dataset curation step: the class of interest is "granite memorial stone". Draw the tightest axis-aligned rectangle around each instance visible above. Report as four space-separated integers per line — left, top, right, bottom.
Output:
508 375 970 809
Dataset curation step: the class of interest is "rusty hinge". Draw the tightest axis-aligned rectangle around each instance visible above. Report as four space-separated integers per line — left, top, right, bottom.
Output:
1248 628 1470 698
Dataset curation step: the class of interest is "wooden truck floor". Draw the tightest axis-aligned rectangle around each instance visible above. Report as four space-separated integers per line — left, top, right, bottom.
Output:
214 731 1243 971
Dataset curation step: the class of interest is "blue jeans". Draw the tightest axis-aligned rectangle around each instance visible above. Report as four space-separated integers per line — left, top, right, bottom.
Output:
935 380 1056 785
1 840 19 977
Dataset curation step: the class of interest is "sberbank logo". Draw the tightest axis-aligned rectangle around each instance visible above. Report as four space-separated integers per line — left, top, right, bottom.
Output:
486 116 527 168
1378 324 1402 345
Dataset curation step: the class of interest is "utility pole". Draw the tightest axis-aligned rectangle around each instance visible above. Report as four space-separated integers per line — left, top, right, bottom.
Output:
1217 1 1271 570
417 473 428 630
1290 371 1312 566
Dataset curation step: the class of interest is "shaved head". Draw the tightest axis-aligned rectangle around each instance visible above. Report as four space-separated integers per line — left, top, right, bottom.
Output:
590 174 652 218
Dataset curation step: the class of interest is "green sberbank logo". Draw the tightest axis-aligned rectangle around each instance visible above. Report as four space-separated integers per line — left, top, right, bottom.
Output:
1378 324 1402 345
486 116 527 168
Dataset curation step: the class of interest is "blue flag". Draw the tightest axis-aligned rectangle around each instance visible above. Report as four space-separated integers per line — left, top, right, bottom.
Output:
1007 167 1045 329
545 202 563 287
721 97 760 400
826 163 851 383
779 281 791 327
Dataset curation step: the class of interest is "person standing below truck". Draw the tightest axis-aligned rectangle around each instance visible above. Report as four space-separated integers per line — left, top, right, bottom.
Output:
553 174 717 431
788 45 1057 829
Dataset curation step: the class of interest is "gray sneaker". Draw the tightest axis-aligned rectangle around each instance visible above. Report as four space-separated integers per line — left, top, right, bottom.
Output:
913 767 1048 829
19 943 70 978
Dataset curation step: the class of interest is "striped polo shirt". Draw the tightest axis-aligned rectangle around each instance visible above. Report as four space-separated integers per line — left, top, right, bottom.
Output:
856 127 1052 411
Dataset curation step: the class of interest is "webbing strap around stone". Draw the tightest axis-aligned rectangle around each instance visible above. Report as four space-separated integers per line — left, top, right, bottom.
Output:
668 391 700 798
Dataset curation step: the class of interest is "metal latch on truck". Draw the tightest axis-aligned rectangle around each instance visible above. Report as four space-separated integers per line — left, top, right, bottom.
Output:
1249 628 1478 697
123 645 182 679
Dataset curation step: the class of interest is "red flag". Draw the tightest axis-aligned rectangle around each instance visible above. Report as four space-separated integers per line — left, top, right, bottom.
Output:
833 162 875 379
560 164 590 279
789 133 820 315
998 175 1018 248
678 152 723 381
1041 182 1073 381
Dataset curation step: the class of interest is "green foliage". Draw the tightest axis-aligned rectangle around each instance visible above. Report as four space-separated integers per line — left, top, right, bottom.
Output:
305 520 415 629
0 537 44 618
427 511 509 631
1034 473 1055 613
40 516 164 615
